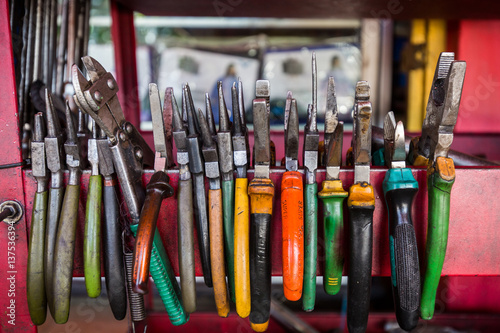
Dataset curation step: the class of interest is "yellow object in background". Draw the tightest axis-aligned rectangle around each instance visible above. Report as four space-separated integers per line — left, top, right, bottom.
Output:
407 19 447 132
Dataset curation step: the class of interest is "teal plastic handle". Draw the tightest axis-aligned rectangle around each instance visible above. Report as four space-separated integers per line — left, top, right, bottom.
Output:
303 182 318 311
130 224 189 325
222 179 235 303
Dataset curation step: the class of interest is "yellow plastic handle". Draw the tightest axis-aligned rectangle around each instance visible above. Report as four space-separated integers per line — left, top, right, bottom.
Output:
234 177 250 318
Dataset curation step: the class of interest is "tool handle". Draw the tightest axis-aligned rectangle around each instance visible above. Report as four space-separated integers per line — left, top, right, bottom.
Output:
131 224 189 326
222 179 236 303
421 157 455 320
347 183 375 333
102 180 127 320
208 188 230 317
53 184 80 324
383 168 420 331
303 182 318 311
248 178 274 332
84 174 102 298
177 178 196 313
318 179 348 296
234 177 250 318
27 190 48 325
45 186 64 317
192 172 212 287
133 171 173 294
280 171 304 301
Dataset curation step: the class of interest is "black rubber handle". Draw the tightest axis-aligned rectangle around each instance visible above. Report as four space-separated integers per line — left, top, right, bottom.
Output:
347 205 374 333
102 183 127 320
249 213 272 326
385 188 420 331
192 172 212 288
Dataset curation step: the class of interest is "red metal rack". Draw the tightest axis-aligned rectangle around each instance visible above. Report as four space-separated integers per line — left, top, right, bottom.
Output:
2 0 500 332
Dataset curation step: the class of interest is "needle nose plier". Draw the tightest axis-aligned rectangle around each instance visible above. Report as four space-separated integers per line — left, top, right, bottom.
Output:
408 52 466 320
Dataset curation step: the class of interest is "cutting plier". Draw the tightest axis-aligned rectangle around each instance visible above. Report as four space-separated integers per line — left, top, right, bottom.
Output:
407 52 466 320
170 87 197 314
27 112 49 325
303 53 320 312
96 124 127 320
249 82 274 332
281 92 304 301
183 85 213 288
232 79 251 318
383 111 420 331
52 102 83 324
198 101 230 318
347 81 374 333
317 78 347 296
216 82 236 303
72 56 154 324
132 83 188 325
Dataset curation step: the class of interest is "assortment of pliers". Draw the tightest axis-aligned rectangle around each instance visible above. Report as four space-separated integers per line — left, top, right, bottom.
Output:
25 51 468 333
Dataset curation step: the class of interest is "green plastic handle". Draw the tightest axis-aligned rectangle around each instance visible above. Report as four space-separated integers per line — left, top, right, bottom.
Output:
27 191 48 325
318 180 348 296
84 175 103 298
130 224 189 326
222 179 236 303
303 182 318 311
420 169 454 320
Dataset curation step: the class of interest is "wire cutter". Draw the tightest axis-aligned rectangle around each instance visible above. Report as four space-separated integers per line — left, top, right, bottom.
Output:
303 53 320 312
170 87 197 314
318 78 347 296
249 81 274 332
383 111 420 331
232 79 251 318
347 81 374 333
72 56 156 325
27 112 49 325
407 52 466 320
198 100 230 317
132 84 188 326
281 92 304 301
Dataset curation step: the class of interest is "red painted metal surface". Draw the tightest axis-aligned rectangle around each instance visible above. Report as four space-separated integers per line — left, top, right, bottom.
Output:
0 0 34 331
22 167 500 278
145 312 500 332
456 21 500 133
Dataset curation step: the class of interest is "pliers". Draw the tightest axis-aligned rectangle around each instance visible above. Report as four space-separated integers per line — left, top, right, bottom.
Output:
303 53 320 312
281 92 304 301
317 78 347 296
72 56 153 324
198 98 230 318
407 52 466 320
232 79 251 318
27 112 49 325
216 83 236 304
183 84 213 288
132 83 188 325
249 81 274 332
171 87 197 314
347 81 374 333
382 111 420 331
43 90 65 319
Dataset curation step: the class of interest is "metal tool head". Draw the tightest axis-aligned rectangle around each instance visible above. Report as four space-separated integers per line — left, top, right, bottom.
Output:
232 82 248 176
96 127 115 178
256 80 270 110
312 52 318 120
252 98 270 179
170 87 189 166
218 82 231 133
88 118 100 175
44 89 65 174
185 83 200 132
217 83 234 180
284 91 293 134
149 83 171 172
325 121 343 180
205 93 217 136
303 73 320 180
238 78 250 166
325 77 338 138
64 102 81 171
184 85 198 137
198 108 220 180
32 112 48 181
352 99 372 183
285 98 299 171
384 111 406 169
162 87 175 168
419 53 466 162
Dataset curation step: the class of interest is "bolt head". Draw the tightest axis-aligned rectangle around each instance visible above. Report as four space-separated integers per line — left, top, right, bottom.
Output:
135 148 143 160
126 124 134 134
107 79 115 90
119 132 127 141
94 91 103 102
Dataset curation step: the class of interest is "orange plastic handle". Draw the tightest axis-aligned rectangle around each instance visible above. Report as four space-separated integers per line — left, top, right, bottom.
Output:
281 171 304 301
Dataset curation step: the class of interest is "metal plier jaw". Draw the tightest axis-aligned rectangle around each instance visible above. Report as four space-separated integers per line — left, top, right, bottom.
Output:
303 103 319 184
324 77 343 180
170 88 191 181
284 97 300 172
44 89 65 188
232 80 249 178
217 82 234 182
198 108 221 189
72 56 154 223
384 111 406 169
32 112 49 192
